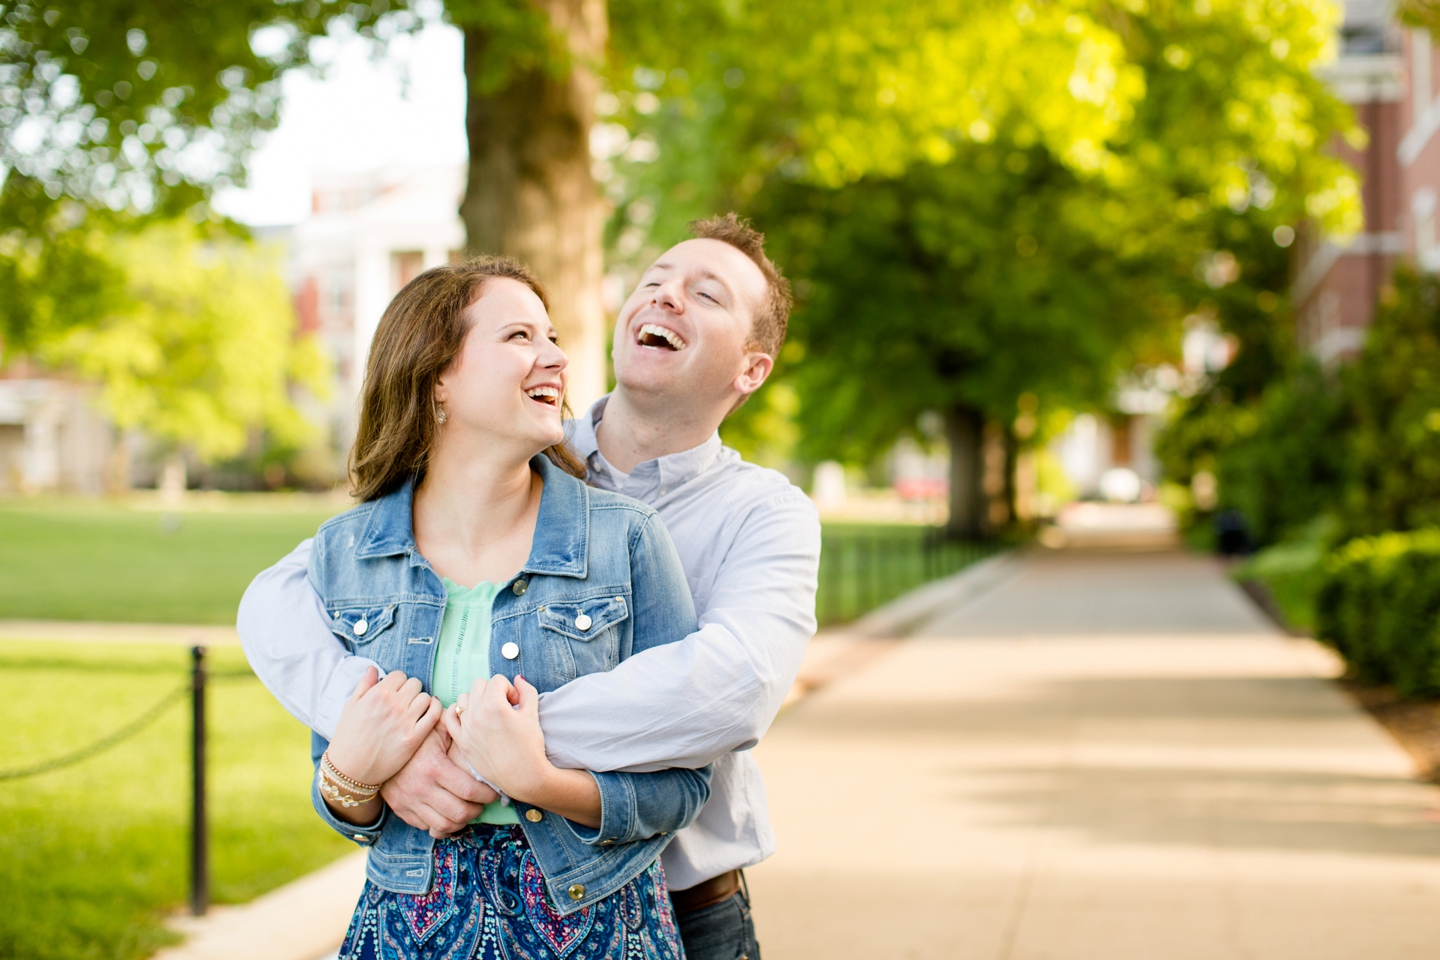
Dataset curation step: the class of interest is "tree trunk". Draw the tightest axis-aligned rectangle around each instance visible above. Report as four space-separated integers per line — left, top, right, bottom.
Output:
945 405 986 539
460 0 609 410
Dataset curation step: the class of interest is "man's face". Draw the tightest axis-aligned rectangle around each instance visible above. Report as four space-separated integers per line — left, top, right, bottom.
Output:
611 238 772 408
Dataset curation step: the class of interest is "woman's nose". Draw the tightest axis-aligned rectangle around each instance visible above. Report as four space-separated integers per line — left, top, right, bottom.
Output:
541 338 568 369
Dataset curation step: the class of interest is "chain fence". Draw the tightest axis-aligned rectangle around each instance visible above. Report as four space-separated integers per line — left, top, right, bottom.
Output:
0 665 253 783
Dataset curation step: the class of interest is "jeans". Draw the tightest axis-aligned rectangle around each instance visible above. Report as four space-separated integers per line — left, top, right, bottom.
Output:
675 879 760 960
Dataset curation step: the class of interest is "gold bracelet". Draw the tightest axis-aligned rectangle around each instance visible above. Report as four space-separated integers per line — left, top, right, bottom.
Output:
317 767 377 808
322 751 382 794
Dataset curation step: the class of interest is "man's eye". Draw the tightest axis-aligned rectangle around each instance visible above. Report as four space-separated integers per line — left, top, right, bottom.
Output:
698 292 717 303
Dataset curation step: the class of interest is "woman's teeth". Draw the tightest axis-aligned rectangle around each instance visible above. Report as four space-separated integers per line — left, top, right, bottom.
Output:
525 386 560 406
637 323 687 350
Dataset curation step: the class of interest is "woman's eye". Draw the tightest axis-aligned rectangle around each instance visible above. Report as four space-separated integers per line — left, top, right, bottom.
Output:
510 330 530 340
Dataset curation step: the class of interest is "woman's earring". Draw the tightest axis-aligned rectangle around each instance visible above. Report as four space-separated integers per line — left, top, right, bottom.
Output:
436 404 447 425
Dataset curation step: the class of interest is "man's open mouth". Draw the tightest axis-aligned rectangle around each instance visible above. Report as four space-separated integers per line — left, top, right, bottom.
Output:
525 385 560 407
636 323 687 351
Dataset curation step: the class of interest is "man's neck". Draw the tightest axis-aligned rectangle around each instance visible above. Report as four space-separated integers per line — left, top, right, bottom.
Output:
596 389 723 474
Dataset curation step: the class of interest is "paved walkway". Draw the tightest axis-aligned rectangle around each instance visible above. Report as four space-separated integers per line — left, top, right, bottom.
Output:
747 546 1440 959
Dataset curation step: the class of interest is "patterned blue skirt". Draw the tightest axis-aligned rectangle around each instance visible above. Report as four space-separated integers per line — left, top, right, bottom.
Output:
338 825 685 960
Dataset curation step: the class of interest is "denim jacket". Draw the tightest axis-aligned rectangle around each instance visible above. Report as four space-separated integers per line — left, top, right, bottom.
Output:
306 455 712 913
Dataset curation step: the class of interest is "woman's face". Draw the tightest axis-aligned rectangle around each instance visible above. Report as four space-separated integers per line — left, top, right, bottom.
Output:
434 278 568 458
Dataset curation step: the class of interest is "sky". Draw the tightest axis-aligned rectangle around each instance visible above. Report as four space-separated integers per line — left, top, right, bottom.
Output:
213 21 467 227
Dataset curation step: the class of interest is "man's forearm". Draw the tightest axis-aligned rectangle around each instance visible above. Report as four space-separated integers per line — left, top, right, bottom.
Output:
237 538 379 740
539 496 820 773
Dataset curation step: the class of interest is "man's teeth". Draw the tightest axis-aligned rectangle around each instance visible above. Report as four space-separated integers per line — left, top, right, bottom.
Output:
637 323 687 350
526 386 560 404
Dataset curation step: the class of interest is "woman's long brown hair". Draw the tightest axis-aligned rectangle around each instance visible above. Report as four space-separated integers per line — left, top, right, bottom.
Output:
349 256 588 502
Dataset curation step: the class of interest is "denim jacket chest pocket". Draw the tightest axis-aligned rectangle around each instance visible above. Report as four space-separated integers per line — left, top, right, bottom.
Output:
536 595 629 681
328 603 400 655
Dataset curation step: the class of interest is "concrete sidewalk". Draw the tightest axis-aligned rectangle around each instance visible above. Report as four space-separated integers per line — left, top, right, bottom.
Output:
747 548 1440 959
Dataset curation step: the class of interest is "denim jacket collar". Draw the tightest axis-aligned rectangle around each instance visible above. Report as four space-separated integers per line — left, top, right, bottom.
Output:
354 455 589 578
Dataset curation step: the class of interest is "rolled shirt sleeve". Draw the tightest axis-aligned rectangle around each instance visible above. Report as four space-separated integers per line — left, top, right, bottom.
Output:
538 489 821 773
236 538 381 741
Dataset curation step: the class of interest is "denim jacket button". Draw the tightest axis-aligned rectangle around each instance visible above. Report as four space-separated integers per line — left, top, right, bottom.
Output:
525 808 543 822
574 614 592 631
502 642 520 660
353 619 368 637
512 579 528 596
568 883 586 901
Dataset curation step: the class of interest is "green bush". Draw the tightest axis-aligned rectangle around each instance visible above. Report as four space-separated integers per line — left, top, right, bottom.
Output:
1345 268 1440 535
1234 515 1340 632
1315 528 1440 696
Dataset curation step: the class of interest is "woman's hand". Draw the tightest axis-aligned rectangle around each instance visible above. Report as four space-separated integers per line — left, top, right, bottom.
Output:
442 675 601 828
327 667 441 788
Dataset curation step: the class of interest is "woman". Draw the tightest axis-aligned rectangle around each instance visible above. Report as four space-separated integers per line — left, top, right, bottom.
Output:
305 257 710 959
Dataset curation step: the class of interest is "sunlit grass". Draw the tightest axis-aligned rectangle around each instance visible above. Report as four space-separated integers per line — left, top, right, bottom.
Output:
0 640 352 960
0 498 343 623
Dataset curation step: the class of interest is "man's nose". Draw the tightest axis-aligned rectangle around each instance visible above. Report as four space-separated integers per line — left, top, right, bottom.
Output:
651 278 684 311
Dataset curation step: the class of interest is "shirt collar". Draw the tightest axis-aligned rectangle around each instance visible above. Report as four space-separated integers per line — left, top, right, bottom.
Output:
567 394 724 493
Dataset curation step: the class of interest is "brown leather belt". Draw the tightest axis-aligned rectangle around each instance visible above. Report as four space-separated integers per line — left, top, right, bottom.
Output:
669 869 742 915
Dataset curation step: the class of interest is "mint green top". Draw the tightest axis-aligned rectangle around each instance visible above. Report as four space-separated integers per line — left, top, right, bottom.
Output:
433 577 517 825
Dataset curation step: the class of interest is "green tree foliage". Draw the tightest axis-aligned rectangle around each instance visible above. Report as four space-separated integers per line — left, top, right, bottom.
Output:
40 223 328 462
602 0 1358 532
0 0 406 349
751 143 1164 465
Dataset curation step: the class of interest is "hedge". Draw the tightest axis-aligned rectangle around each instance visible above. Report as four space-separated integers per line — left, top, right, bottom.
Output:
1315 529 1440 697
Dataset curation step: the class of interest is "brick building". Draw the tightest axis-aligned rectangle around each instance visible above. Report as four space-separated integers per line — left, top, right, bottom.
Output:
1295 0 1440 359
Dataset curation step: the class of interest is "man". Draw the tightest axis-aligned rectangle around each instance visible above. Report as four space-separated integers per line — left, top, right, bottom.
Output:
239 213 818 960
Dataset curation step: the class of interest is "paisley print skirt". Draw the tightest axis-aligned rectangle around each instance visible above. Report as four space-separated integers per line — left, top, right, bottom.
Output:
338 825 684 960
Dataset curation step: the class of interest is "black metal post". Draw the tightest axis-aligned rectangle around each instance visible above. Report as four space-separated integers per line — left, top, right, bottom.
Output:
190 645 208 917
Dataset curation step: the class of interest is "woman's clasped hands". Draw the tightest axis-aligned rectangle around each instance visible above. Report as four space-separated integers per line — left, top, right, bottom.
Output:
444 675 604 828
326 666 443 789
443 675 549 800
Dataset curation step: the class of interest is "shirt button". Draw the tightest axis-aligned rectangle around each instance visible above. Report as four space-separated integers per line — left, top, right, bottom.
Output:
353 619 368 637
574 613 592 631
512 579 528 596
501 642 520 660
352 834 369 843
568 883 586 901
525 808 543 822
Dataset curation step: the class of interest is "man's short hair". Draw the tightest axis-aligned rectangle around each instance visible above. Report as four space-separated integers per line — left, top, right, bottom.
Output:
688 213 792 357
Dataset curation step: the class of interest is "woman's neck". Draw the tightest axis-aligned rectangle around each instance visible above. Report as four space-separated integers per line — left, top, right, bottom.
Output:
412 441 542 588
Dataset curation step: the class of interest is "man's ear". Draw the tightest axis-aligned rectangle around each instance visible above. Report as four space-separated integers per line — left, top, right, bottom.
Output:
732 349 774 399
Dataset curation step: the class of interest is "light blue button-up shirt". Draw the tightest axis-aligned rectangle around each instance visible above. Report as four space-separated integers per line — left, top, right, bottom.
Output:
237 395 822 890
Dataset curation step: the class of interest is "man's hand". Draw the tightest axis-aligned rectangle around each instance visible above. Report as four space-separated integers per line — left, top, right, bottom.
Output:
380 725 499 838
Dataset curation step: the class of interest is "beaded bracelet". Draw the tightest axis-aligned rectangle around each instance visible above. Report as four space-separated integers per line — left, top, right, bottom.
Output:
317 768 376 808
322 751 381 794
318 751 380 808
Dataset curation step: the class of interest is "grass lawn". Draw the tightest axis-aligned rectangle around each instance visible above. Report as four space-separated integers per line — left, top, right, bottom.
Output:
0 640 354 960
0 498 344 623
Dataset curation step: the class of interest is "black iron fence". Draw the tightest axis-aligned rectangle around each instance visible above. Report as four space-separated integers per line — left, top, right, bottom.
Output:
0 646 240 916
816 525 1002 626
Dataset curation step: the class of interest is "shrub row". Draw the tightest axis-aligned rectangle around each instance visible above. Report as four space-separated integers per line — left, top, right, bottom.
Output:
1315 529 1440 697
